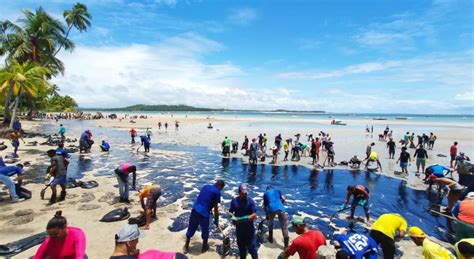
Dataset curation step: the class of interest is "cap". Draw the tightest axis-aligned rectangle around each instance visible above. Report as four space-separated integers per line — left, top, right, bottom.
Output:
116 224 145 242
429 174 437 180
291 215 306 226
239 183 248 194
408 226 426 238
466 192 474 199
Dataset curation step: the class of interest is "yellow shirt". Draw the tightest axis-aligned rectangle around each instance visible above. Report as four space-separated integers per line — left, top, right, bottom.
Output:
139 185 159 199
371 214 407 239
455 238 474 259
283 142 289 151
369 152 378 160
422 239 454 259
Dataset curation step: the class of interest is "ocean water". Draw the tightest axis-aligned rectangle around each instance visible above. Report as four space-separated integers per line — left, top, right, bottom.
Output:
27 120 455 257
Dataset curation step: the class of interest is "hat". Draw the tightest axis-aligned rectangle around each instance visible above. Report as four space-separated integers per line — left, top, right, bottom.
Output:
116 224 145 242
408 226 426 238
429 174 437 181
291 215 306 226
466 192 474 199
239 183 248 194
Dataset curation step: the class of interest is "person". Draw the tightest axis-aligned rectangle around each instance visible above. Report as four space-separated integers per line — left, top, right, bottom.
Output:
146 128 152 140
263 185 289 247
365 143 375 160
323 143 335 167
383 126 389 140
429 175 464 212
386 138 396 159
334 232 378 259
271 146 279 164
454 239 474 259
175 121 179 131
164 122 168 130
403 132 410 147
428 133 437 150
249 138 259 164
111 224 188 259
283 139 290 162
424 164 452 181
414 145 429 176
0 164 25 202
79 130 92 153
279 216 326 259
275 134 282 149
140 135 151 153
364 152 382 172
157 121 162 130
56 142 71 159
222 137 231 157
407 226 454 258
100 140 110 152
452 192 474 242
455 152 471 167
342 185 370 222
242 136 249 153
34 211 86 259
263 133 269 149
349 156 362 169
450 142 458 168
139 185 162 230
369 213 407 259
46 149 68 205
184 180 225 254
114 163 137 203
58 124 66 141
315 137 321 164
229 183 258 259
8 130 25 157
130 128 137 144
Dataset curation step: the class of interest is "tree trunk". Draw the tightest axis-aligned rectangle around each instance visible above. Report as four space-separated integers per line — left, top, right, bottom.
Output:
9 83 22 129
3 80 15 125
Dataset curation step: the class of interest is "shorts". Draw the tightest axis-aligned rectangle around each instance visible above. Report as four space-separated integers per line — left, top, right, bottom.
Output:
145 187 162 209
450 188 463 196
416 158 426 167
12 140 20 148
450 154 456 161
370 229 395 258
400 162 408 169
51 175 67 186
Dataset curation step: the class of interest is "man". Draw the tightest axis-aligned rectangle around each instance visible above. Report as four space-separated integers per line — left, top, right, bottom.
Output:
130 128 137 144
146 128 152 140
140 135 150 153
386 138 396 159
55 142 70 159
364 152 382 172
9 130 25 157
407 226 454 258
280 216 326 259
335 232 378 259
275 134 282 150
428 133 437 150
452 192 474 242
184 180 225 254
455 239 474 259
315 137 321 164
0 164 25 202
79 130 92 153
263 185 289 247
58 124 66 141
111 224 189 259
12 119 22 132
366 143 375 160
139 185 161 230
249 138 259 164
429 175 464 212
424 164 452 180
283 139 290 162
100 140 110 152
369 213 407 259
414 145 429 176
223 137 231 157
271 146 279 164
114 163 137 203
450 142 458 168
47 149 68 205
342 185 370 222
349 156 362 169
396 147 410 175
403 132 410 147
230 183 258 259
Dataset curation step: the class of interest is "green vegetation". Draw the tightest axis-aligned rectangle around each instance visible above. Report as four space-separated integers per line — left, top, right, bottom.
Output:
0 3 90 126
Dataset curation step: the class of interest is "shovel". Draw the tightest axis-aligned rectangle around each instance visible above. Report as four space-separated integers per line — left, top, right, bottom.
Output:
216 223 230 256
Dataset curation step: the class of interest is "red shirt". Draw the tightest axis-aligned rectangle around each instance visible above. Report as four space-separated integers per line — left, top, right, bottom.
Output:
450 145 457 155
287 230 326 259
315 141 321 153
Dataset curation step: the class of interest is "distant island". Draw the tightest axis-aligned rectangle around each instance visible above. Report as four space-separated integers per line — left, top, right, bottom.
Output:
81 104 325 113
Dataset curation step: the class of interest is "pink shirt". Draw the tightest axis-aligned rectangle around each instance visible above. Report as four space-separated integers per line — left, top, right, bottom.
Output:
34 226 86 259
120 163 135 175
139 249 176 259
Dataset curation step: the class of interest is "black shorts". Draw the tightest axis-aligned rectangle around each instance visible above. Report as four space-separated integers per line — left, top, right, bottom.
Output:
450 154 456 161
370 230 395 259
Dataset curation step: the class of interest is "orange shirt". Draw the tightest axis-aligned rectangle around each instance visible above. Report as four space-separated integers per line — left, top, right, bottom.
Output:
459 199 474 225
130 129 136 137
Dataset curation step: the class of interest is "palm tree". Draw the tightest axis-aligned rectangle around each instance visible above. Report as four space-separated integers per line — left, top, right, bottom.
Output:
52 2 92 58
0 61 50 128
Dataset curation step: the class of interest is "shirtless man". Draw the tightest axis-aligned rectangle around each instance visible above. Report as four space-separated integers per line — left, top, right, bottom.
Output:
9 130 25 157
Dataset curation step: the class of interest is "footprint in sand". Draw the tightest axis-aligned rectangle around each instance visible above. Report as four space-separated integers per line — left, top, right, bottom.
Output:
6 209 35 225
79 193 96 203
78 204 101 211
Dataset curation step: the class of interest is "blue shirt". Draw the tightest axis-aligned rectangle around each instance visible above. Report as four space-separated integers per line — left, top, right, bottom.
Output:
430 165 450 177
80 132 89 142
101 141 110 150
336 233 378 259
263 189 285 213
140 135 150 144
0 166 23 177
230 196 257 234
12 121 21 131
58 126 65 134
55 148 71 158
193 184 221 218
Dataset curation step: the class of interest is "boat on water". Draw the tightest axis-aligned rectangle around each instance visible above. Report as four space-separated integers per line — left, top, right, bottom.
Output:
331 120 347 125
396 117 408 120
373 117 387 120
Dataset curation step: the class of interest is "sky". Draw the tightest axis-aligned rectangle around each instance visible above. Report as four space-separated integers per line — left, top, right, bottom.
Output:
0 0 473 114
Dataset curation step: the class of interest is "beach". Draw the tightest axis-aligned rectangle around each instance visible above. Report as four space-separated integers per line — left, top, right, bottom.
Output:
0 114 472 258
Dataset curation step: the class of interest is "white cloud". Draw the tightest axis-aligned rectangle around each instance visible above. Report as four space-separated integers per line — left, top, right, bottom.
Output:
228 7 258 25
455 91 474 101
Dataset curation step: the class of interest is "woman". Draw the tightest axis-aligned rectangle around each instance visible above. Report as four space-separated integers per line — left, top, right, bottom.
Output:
35 211 86 259
115 163 137 203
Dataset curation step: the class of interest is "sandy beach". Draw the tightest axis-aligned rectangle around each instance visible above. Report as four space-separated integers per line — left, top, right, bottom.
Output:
0 115 472 258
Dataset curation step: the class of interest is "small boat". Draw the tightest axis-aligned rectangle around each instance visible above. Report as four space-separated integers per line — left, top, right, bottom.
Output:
396 117 408 120
331 120 347 125
373 117 387 120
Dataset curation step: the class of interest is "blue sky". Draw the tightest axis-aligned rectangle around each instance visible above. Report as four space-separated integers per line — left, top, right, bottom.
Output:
1 0 473 113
